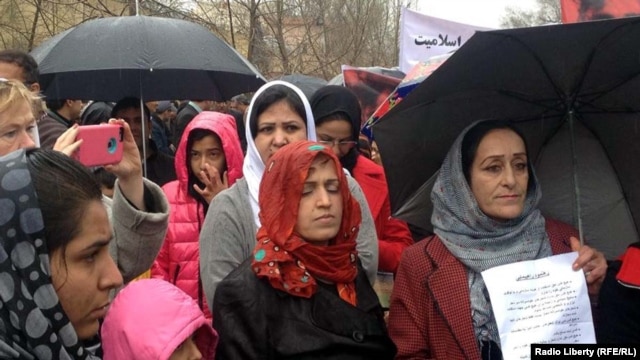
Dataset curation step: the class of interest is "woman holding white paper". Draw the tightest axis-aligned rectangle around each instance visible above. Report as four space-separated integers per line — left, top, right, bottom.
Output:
387 120 607 360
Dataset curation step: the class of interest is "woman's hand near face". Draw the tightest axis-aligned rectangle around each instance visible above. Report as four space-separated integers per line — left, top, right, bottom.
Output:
194 162 228 204
53 124 82 156
103 119 146 211
570 236 607 296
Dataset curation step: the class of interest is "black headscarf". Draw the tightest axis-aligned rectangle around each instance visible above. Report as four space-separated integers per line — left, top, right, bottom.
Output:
310 86 362 173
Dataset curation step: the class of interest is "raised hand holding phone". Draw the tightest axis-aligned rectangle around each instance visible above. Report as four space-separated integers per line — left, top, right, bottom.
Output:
71 124 124 167
103 118 145 211
53 119 145 211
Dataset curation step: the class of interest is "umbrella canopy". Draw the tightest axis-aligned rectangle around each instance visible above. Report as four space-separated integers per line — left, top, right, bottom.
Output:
373 17 640 259
31 16 266 102
278 74 327 99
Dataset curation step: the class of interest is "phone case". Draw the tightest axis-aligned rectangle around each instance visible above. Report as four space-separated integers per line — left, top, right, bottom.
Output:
72 124 124 167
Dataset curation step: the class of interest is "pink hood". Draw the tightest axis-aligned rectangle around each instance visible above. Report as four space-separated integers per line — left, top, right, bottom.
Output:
102 279 218 360
175 111 244 189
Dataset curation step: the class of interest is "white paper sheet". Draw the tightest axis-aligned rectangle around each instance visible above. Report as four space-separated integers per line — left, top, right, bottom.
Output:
481 252 596 360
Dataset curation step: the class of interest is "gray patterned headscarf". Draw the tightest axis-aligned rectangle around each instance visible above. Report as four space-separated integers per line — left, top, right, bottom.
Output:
431 121 552 347
0 149 97 359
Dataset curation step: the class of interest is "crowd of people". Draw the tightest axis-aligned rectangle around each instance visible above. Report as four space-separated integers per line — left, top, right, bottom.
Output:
0 47 635 360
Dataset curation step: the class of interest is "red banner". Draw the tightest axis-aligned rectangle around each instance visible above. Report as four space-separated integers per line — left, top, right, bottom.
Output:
561 0 640 23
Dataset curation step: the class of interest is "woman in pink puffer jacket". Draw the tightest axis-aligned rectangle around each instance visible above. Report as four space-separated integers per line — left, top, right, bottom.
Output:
151 112 244 319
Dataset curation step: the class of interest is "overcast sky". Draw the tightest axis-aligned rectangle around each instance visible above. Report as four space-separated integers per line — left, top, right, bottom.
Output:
416 0 539 28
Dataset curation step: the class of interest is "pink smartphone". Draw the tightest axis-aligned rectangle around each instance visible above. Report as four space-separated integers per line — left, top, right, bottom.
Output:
72 124 124 167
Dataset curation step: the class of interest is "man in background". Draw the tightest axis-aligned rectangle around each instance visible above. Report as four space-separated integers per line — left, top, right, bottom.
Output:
39 98 84 148
173 99 213 146
0 50 40 93
229 93 250 117
112 97 176 186
156 100 178 150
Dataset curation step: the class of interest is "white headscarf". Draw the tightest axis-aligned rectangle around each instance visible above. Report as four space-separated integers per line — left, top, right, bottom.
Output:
243 80 316 228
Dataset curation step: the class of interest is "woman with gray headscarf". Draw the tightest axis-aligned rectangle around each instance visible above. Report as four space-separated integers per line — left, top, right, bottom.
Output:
387 120 607 360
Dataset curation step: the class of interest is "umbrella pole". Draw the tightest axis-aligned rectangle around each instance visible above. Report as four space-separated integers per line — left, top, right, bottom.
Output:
568 110 584 246
139 98 148 179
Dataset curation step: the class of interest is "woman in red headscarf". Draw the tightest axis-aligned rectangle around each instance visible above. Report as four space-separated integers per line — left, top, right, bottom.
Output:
212 140 395 359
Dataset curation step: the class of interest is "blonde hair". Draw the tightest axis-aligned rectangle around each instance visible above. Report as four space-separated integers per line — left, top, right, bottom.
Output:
0 79 39 119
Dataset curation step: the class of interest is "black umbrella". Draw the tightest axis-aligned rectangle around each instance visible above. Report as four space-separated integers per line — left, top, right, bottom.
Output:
30 15 266 102
373 17 640 259
279 74 327 99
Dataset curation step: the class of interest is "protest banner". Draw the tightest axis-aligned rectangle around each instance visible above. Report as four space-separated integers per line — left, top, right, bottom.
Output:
398 7 490 73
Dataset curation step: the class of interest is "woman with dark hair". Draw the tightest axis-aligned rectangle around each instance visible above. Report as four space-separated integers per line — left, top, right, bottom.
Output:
0 148 123 358
199 81 378 309
213 141 396 359
151 111 244 319
311 85 413 274
388 120 607 359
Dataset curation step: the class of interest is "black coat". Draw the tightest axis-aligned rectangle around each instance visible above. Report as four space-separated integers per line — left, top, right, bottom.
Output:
144 140 176 187
38 110 71 149
213 259 396 360
596 247 640 343
173 103 199 146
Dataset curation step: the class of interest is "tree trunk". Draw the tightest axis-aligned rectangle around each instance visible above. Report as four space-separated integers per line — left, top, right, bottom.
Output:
27 0 42 51
247 0 259 61
128 0 137 16
227 0 236 48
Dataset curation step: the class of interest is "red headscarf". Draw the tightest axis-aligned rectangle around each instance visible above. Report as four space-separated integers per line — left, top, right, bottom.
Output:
252 141 361 306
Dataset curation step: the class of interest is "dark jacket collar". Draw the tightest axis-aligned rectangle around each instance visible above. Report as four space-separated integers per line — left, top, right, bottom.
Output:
45 109 72 128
